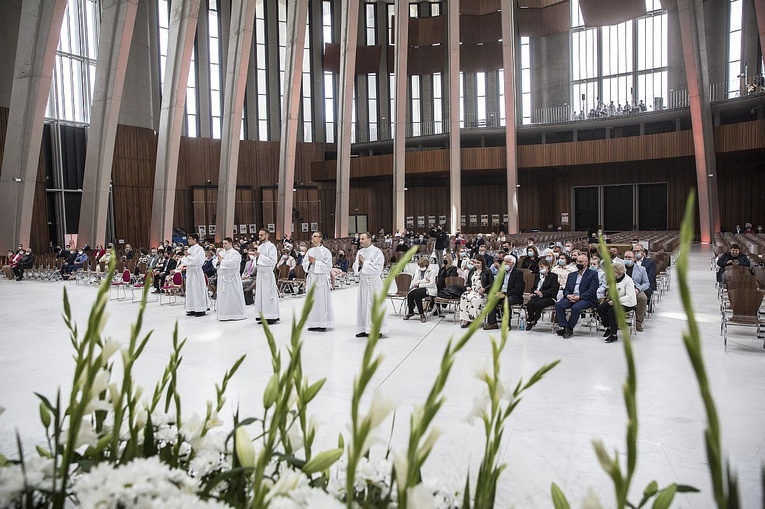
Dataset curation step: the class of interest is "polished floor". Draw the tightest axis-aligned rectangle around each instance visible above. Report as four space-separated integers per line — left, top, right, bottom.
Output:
1 246 763 508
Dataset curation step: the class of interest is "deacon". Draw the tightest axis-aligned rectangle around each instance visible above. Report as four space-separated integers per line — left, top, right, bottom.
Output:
302 231 334 332
353 232 388 338
254 228 280 324
180 233 208 316
215 238 247 321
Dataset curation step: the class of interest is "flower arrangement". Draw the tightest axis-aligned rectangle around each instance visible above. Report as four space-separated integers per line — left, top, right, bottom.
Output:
0 200 749 508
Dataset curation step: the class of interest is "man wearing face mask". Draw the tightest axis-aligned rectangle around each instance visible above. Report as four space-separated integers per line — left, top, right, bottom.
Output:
632 244 656 298
524 259 560 330
429 225 449 268
622 250 650 332
554 254 599 339
484 255 525 330
478 245 494 268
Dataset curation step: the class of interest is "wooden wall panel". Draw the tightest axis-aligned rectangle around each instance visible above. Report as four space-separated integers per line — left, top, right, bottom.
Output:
111 124 157 249
713 119 765 153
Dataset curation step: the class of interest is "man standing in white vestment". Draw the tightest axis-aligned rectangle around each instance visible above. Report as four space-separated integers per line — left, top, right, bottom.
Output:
181 233 208 317
303 231 334 332
353 232 388 338
254 229 280 324
215 238 247 321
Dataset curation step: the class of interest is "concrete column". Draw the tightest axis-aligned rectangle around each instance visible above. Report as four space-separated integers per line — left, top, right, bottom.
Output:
0 0 22 109
334 0 359 238
309 0 326 143
149 0 201 247
677 0 720 243
215 0 256 242
119 0 159 130
500 1 519 234
78 0 138 247
392 0 409 234
275 0 308 240
0 0 66 252
376 0 391 140
447 0 460 235
754 0 765 73
266 0 281 139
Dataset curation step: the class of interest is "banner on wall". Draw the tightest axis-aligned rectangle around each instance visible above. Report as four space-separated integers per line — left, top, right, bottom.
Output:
561 212 569 225
503 214 508 224
267 224 275 233
406 216 414 228
460 215 466 227
310 222 318 231
240 224 247 234
249 224 257 234
481 215 489 227
439 215 446 225
198 225 206 236
417 216 425 227
208 225 216 235
427 215 436 226
469 215 477 226
301 223 309 232
492 214 500 226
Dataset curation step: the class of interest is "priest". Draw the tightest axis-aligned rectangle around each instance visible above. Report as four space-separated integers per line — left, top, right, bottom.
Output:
302 231 334 332
353 232 388 338
215 237 247 321
254 228 280 324
180 233 208 317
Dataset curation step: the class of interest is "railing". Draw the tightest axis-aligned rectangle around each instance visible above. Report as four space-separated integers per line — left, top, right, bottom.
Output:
347 82 765 142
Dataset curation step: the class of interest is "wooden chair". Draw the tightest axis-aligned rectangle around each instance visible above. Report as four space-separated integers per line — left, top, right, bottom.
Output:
110 269 132 301
276 264 292 297
434 276 465 323
387 273 413 315
721 288 765 352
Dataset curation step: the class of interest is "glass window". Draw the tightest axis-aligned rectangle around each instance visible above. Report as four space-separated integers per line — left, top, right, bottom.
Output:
256 0 268 140
520 36 531 125
368 74 378 141
365 3 376 45
411 75 421 136
48 0 100 123
727 0 743 97
433 72 443 134
208 1 222 139
323 1 334 143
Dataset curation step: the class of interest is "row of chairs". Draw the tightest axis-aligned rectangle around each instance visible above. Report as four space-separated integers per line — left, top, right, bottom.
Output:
718 265 765 351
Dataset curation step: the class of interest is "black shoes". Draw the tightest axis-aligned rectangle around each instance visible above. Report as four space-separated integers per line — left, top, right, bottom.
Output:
526 321 535 331
186 311 195 316
556 328 565 336
602 328 611 338
403 313 415 320
308 327 327 332
356 332 369 338
605 335 618 343
194 312 205 317
562 327 574 339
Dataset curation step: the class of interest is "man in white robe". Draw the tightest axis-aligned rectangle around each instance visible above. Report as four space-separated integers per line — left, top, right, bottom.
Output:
215 237 246 321
254 229 280 324
180 233 208 316
353 232 388 337
303 231 334 332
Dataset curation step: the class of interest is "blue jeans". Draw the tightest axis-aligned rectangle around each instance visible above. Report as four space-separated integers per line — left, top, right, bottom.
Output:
555 297 593 329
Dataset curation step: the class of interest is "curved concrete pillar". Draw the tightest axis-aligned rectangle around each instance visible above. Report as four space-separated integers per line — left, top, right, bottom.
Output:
149 0 201 247
392 0 409 235
447 0 461 235
0 0 66 252
500 1 519 235
78 0 138 247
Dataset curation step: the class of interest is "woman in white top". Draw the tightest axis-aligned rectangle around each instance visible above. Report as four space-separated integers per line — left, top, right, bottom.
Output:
596 260 637 343
404 257 437 322
551 253 575 300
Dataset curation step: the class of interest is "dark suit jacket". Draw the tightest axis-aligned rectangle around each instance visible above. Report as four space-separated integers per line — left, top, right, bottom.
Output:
562 269 599 306
531 272 560 299
467 268 494 290
499 269 526 299
639 258 657 292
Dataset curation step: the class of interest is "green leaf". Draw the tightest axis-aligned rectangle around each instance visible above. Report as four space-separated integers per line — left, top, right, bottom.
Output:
651 484 677 509
551 483 571 509
302 378 326 405
675 484 700 493
302 447 343 475
35 445 52 459
143 412 155 457
39 402 52 428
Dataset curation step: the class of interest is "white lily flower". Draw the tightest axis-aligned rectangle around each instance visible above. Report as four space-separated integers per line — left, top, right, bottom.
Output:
473 361 493 383
266 469 308 500
407 483 438 509
420 426 442 457
100 338 122 363
287 421 304 452
465 392 491 425
89 369 110 399
366 389 396 430
582 487 605 509
392 450 408 492
235 427 256 468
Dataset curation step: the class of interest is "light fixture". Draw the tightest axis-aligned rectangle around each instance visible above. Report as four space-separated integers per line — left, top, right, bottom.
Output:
516 184 521 188
708 174 714 177
12 178 22 182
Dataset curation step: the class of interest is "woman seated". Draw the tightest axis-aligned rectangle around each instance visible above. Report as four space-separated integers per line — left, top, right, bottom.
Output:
330 250 349 288
596 261 637 343
458 257 494 328
524 259 560 331
433 253 459 316
520 245 540 274
404 257 437 322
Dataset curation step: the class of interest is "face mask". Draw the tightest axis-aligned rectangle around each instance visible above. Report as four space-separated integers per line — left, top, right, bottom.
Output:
558 259 566 266
504 264 512 271
625 260 634 267
539 268 548 275
564 247 571 253
504 247 510 253
635 252 643 260
590 264 598 269
527 251 534 257
546 256 553 262
576 263 586 271
467 263 475 270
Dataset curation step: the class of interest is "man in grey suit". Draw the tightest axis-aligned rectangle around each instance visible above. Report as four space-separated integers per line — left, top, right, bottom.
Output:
623 250 649 332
